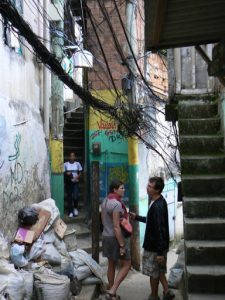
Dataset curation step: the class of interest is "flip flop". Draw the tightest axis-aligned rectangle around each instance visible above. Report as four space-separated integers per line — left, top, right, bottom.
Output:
105 291 121 300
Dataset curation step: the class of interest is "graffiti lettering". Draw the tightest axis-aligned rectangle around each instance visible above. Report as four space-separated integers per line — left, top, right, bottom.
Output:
109 165 129 184
91 130 101 140
105 130 125 143
8 133 21 161
10 161 24 186
3 186 19 203
97 118 117 130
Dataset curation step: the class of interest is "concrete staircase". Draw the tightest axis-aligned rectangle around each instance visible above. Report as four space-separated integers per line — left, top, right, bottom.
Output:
178 97 225 300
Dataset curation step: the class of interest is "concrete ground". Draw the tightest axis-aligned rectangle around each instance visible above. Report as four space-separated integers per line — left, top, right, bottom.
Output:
98 248 183 300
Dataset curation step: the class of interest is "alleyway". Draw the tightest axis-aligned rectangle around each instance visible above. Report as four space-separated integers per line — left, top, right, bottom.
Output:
98 248 183 300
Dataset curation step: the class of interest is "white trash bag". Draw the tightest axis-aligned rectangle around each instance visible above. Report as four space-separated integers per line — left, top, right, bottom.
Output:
0 258 26 300
19 270 34 300
10 244 28 268
42 244 61 266
32 199 60 231
168 267 183 289
34 267 70 300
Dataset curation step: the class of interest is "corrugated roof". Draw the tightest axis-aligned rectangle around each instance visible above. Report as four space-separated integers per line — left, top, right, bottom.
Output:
145 0 225 50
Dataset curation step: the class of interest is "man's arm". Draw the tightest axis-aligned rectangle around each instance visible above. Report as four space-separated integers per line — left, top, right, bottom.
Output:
129 212 147 223
153 205 165 258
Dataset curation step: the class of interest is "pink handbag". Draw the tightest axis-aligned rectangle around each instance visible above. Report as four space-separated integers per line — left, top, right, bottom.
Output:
120 217 133 238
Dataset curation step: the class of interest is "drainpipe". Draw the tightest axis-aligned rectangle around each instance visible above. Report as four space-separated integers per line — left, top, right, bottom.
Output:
126 0 141 271
43 0 49 140
50 0 65 216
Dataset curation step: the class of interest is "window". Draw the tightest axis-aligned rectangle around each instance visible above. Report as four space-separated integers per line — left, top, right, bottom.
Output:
3 0 23 55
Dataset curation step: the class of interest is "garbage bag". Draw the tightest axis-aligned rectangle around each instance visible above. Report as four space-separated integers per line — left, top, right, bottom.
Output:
43 229 56 244
57 263 82 295
168 268 183 289
19 270 34 300
54 236 68 256
10 243 28 268
0 258 26 300
82 275 102 285
70 249 106 285
32 199 60 231
0 232 9 259
74 265 92 281
0 279 8 300
18 207 39 227
42 244 61 266
34 267 70 300
26 235 46 261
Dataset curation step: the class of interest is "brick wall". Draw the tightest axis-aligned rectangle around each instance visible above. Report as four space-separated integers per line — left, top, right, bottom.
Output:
86 0 128 91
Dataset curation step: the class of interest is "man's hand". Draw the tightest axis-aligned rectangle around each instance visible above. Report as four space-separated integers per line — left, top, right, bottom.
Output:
156 256 165 265
129 212 136 220
66 172 72 176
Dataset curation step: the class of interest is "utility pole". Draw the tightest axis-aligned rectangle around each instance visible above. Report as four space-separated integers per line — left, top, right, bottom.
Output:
50 0 64 215
126 0 141 271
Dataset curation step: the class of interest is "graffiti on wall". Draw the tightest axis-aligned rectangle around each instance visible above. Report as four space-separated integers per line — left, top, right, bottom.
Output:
90 130 125 144
2 132 26 203
99 163 129 202
97 118 117 130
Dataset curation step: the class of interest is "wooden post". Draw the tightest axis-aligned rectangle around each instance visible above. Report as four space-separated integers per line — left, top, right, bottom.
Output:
91 161 100 263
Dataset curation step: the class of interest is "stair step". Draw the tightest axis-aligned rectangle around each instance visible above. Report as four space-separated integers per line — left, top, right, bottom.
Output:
185 240 225 265
64 146 84 157
183 197 225 218
66 223 90 238
182 174 225 197
71 112 84 118
180 135 224 155
64 122 84 130
188 294 225 300
187 265 225 293
64 137 84 147
77 236 102 254
181 155 225 175
185 217 225 240
63 129 84 137
179 118 221 135
178 101 218 119
63 213 86 224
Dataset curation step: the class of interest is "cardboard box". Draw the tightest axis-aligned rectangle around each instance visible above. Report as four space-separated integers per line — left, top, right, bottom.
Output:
15 228 35 244
31 209 51 241
54 218 67 239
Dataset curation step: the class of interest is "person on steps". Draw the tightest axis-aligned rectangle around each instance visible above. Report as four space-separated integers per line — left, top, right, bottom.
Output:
101 179 131 300
64 152 82 217
130 177 175 300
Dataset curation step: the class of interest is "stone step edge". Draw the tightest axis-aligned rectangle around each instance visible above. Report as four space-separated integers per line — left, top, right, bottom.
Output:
180 134 223 138
185 240 225 248
188 293 225 300
181 155 225 159
182 174 225 180
186 265 225 275
184 217 225 224
184 196 225 201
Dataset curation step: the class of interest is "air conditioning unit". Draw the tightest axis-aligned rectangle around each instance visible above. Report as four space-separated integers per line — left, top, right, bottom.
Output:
73 50 93 68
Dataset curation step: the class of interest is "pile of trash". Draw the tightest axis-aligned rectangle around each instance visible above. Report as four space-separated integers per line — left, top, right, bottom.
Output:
0 199 106 300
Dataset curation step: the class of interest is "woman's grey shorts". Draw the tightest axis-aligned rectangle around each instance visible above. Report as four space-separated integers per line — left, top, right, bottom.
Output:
102 236 131 261
142 250 168 278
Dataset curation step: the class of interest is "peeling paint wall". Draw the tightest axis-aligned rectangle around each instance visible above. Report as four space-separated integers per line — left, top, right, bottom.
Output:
0 3 50 237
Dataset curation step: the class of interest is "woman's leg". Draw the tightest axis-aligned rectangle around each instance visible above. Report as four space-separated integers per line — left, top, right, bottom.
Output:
73 182 79 209
107 259 116 289
67 183 73 214
109 259 131 295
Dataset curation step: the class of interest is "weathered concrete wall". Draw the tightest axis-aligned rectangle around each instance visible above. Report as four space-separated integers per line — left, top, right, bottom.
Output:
0 4 50 237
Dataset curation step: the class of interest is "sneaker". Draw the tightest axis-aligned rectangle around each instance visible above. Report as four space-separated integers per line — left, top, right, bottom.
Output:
68 212 73 218
163 290 175 300
73 208 79 216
